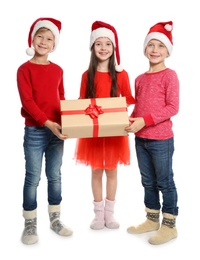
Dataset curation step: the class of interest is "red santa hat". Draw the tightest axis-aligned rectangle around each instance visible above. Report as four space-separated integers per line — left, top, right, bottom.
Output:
90 21 123 72
26 17 62 56
143 21 173 56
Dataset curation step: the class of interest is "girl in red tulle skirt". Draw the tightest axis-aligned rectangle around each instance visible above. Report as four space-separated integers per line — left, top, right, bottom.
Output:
74 20 135 230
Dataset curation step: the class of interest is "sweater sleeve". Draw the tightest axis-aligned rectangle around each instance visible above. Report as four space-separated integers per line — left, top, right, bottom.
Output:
79 71 87 99
117 70 135 105
17 65 48 126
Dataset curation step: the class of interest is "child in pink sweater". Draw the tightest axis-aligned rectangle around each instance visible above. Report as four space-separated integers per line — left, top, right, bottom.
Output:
125 21 179 245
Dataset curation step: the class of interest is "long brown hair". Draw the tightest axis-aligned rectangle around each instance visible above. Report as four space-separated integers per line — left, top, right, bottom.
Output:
85 44 118 98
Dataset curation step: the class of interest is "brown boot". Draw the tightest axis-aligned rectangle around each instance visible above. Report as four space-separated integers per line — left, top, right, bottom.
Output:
127 208 160 234
148 213 177 245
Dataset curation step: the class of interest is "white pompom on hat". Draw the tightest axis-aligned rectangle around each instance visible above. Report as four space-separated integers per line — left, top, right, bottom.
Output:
90 21 123 72
26 17 62 56
143 21 173 56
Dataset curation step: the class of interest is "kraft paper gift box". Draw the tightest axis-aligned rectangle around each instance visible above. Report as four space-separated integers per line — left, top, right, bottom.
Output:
60 97 129 138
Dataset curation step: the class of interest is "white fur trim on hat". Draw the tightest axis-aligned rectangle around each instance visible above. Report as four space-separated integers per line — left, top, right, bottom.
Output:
90 28 116 50
143 32 173 56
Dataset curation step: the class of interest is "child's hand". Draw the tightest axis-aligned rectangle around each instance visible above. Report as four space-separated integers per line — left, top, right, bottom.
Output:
44 120 68 140
125 117 145 133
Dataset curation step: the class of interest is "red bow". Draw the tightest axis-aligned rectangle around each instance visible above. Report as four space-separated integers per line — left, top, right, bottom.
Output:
85 104 104 119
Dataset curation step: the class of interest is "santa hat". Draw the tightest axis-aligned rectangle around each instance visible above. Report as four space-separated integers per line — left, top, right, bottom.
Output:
26 17 61 56
90 21 123 72
143 21 173 56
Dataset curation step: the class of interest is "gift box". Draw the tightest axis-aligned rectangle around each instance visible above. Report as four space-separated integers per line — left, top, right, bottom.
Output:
60 97 129 138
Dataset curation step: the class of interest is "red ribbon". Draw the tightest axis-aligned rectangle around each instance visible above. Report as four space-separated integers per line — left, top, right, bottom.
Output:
61 98 127 137
84 104 104 119
85 99 101 137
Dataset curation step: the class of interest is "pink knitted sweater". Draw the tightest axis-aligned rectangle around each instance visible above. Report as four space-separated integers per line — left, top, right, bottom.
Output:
130 68 179 140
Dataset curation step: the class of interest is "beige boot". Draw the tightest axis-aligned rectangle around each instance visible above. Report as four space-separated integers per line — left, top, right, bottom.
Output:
90 200 105 230
148 213 177 245
104 199 119 229
48 204 73 236
127 208 160 234
21 209 38 245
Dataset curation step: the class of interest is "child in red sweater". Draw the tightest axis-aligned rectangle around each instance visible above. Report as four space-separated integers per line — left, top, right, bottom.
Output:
17 17 72 245
125 21 179 245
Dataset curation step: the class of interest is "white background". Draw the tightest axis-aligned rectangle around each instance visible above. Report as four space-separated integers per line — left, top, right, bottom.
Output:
1 0 199 259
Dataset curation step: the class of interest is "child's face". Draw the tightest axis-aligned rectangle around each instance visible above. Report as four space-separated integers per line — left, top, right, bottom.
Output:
145 39 169 63
32 28 55 56
94 37 114 62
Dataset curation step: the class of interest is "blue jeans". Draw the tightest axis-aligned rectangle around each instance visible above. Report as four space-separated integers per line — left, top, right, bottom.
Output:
23 126 64 211
135 136 178 216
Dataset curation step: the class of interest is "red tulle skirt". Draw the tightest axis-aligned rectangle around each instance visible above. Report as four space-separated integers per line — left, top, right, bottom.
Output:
74 136 130 169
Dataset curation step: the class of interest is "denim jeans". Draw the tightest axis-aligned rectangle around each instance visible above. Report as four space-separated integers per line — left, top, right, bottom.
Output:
135 136 178 216
23 126 64 210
